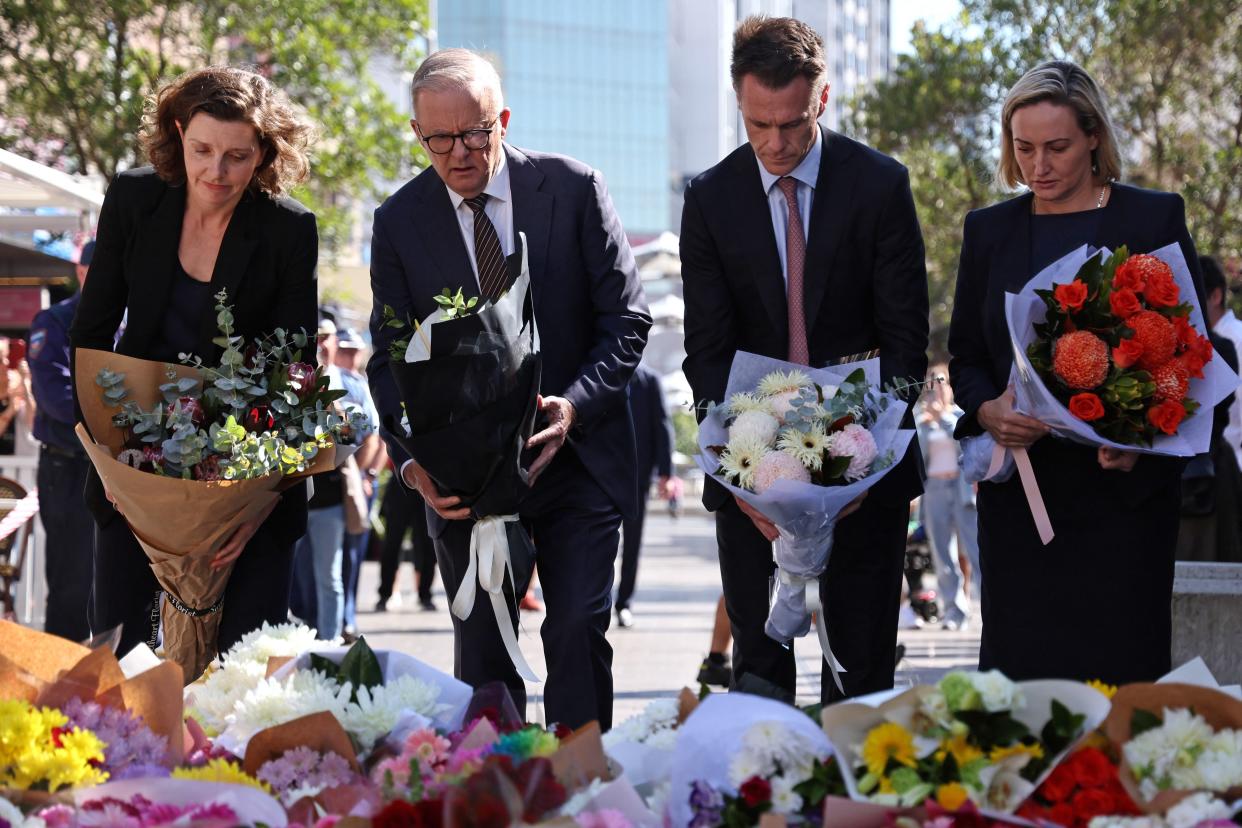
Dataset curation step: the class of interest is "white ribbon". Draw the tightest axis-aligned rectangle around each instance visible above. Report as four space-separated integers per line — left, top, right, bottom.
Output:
450 514 542 683
776 567 847 695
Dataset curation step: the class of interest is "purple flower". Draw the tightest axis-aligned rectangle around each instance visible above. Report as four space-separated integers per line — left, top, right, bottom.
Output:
688 780 725 828
63 697 170 778
257 748 355 796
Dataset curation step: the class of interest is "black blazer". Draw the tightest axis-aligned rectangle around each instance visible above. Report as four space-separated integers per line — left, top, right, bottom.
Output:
628 362 673 488
681 126 930 511
366 144 652 526
947 183 1204 500
70 167 319 539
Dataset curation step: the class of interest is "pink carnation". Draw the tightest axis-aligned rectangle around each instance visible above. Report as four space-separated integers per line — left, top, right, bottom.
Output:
830 423 878 480
752 450 811 494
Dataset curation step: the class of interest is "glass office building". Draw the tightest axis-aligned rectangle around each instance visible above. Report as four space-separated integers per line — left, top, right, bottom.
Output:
438 1 671 236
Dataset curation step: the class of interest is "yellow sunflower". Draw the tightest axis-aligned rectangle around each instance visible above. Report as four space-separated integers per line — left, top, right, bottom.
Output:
1087 679 1118 699
172 758 271 793
989 742 1045 763
935 735 983 767
861 722 918 777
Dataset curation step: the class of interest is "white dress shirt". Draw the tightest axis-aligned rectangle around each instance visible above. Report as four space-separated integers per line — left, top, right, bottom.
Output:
444 150 515 290
755 127 822 285
1214 308 1242 468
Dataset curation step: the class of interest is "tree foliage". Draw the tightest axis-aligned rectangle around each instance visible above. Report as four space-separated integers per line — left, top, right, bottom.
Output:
0 0 430 255
849 0 1242 354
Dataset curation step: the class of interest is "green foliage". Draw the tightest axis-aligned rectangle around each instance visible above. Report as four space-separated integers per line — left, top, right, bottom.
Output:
308 636 384 704
672 409 699 457
432 287 480 320
1131 707 1163 737
851 0 1242 353
0 0 430 258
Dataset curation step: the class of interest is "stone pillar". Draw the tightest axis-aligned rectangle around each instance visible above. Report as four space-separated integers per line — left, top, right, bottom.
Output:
1172 562 1242 684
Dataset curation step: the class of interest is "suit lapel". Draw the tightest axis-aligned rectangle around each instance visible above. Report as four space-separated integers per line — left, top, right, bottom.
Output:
802 128 859 337
127 183 186 353
1000 193 1034 292
411 173 477 300
506 145 553 295
198 191 259 354
730 148 788 335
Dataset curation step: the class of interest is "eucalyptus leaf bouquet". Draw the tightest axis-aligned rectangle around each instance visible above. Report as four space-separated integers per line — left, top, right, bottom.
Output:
95 290 368 481
695 352 915 691
73 291 371 685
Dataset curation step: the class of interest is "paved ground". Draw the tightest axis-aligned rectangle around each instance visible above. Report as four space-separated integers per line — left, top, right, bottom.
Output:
356 505 981 724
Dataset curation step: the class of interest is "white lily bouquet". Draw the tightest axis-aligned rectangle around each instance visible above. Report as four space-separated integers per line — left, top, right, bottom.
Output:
695 352 915 690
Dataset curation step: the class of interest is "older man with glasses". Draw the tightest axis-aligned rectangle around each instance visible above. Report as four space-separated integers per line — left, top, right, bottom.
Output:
367 48 650 730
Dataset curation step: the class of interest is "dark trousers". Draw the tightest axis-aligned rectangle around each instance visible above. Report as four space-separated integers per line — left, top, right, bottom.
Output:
616 500 646 610
91 514 296 658
715 496 909 704
433 449 621 729
378 482 436 603
37 446 94 641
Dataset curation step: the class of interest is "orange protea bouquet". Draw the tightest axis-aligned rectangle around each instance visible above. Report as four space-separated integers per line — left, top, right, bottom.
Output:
1026 247 1216 445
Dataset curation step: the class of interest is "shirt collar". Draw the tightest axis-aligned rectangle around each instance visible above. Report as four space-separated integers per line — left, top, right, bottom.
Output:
446 147 511 210
757 126 822 195
1216 308 1239 331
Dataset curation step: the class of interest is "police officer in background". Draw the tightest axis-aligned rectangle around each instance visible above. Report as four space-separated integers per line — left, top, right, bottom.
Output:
28 241 96 641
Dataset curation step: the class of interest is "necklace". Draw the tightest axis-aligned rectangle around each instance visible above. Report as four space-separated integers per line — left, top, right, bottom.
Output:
1032 182 1109 214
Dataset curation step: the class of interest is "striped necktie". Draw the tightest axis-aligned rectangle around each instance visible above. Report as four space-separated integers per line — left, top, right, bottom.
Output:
464 193 509 299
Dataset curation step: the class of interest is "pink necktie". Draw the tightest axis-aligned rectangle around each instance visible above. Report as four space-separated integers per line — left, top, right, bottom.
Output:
778 177 810 365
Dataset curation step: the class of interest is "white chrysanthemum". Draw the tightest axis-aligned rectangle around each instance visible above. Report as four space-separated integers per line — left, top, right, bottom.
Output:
758 370 812 397
770 775 804 814
719 435 771 491
604 697 682 749
1193 736 1242 792
728 752 765 788
727 392 775 418
645 728 678 751
225 621 327 668
1165 792 1232 828
226 670 352 746
341 675 448 752
971 670 1024 713
753 449 811 494
729 409 781 447
188 658 269 733
776 423 832 471
829 423 879 481
1124 708 1216 797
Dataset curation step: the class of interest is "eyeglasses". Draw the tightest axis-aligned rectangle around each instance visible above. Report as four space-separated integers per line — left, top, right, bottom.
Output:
416 120 498 155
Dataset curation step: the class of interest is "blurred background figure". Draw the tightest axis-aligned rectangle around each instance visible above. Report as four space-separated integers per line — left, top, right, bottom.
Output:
289 319 348 640
0 337 36 460
375 463 438 613
26 242 93 640
915 364 979 630
332 328 384 638
615 361 677 628
695 594 732 688
1178 256 1242 563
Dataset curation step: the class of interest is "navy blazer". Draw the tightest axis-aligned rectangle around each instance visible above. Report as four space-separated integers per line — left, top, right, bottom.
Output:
69 167 319 537
947 182 1204 501
367 144 652 525
681 126 930 511
628 362 673 488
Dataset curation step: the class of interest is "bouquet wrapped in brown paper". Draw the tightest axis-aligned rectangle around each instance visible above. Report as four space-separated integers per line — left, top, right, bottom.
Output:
74 292 369 683
1102 682 1242 813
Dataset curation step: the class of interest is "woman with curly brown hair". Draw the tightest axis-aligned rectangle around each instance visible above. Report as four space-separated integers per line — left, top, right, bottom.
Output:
71 66 320 657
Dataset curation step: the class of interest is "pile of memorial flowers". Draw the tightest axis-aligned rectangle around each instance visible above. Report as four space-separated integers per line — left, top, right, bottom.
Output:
3 619 1241 828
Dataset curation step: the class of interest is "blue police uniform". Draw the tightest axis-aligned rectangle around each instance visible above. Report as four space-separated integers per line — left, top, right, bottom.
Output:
28 291 94 641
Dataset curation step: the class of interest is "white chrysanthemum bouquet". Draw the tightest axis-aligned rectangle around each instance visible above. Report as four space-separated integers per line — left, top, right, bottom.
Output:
695 353 915 690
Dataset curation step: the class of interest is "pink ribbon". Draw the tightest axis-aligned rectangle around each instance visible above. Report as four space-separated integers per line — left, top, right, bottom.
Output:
986 443 1055 545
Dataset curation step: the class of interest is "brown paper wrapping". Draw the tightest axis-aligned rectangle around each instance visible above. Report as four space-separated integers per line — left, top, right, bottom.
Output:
550 722 613 792
0 622 184 767
1103 682 1242 812
73 348 353 683
759 815 790 828
677 687 700 724
242 711 361 776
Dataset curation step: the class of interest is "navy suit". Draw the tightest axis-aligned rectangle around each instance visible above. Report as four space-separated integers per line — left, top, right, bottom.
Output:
616 362 674 612
367 144 651 728
681 127 929 703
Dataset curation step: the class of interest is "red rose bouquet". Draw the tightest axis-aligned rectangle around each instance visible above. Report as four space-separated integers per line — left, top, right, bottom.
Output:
1015 746 1141 828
